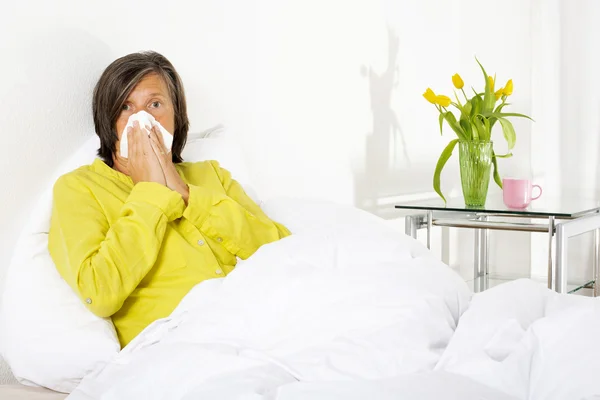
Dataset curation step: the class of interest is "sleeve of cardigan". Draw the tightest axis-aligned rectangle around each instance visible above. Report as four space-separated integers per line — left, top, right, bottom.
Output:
182 161 290 259
48 176 185 317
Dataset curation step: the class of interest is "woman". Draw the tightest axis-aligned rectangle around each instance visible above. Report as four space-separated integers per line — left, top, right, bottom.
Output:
48 51 290 347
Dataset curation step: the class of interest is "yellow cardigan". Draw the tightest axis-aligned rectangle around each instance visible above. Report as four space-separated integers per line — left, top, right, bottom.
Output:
49 158 290 346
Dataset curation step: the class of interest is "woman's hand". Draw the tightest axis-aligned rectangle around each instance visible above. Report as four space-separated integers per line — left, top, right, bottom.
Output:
128 121 166 186
148 126 190 204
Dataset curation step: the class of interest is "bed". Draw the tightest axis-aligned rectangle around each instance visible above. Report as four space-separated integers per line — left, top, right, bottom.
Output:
0 385 67 400
1 134 599 399
3 200 600 400
62 215 600 400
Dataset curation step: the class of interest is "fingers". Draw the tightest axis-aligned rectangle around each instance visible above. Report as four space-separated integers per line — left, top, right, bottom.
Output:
152 125 169 154
129 121 149 162
149 127 166 161
131 122 143 159
140 133 154 158
127 125 138 160
129 121 151 157
149 136 167 171
150 126 168 156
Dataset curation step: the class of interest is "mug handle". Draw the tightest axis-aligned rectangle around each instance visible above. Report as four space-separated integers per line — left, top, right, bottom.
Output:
532 185 542 200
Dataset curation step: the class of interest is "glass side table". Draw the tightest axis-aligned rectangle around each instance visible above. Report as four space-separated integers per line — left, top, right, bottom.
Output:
395 195 600 295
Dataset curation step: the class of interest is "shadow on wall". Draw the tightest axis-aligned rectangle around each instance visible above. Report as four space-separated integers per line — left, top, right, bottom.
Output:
354 27 434 219
0 27 113 385
597 116 600 195
1 26 113 180
0 26 112 271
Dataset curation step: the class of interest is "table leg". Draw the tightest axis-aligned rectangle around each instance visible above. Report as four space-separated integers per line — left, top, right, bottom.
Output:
555 223 568 294
555 213 600 294
426 211 433 250
547 216 555 290
594 227 599 297
474 216 489 293
405 215 418 239
441 227 450 265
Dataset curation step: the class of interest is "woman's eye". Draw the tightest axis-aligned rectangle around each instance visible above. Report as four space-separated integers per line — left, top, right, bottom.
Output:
122 104 131 111
150 101 161 108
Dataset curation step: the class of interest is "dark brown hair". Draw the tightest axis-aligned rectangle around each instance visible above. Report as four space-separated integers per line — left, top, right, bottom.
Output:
92 51 189 166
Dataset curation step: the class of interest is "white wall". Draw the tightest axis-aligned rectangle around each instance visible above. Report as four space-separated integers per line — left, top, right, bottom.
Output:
527 0 600 285
1 0 591 384
555 0 600 283
0 0 536 279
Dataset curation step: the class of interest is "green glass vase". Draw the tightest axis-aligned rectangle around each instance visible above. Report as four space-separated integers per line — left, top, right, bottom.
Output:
459 141 493 207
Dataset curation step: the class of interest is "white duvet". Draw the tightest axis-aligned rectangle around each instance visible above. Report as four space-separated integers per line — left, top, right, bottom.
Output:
66 199 600 400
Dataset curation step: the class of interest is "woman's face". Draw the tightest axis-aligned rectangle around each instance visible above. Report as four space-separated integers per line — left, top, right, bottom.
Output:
114 72 175 145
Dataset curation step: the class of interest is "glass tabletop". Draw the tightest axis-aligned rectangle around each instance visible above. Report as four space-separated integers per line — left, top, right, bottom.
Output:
465 276 595 295
395 194 600 218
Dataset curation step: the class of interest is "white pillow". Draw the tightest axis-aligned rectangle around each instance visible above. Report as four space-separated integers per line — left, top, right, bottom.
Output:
0 135 120 393
260 197 392 234
0 125 256 393
183 125 259 204
261 197 431 259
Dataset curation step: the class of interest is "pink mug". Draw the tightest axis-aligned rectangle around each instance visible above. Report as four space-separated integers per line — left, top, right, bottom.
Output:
503 178 542 208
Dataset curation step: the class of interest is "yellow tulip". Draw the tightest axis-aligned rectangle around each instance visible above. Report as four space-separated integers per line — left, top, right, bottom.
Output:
503 79 513 96
423 88 437 104
452 73 464 89
494 88 504 100
488 76 495 91
435 95 451 107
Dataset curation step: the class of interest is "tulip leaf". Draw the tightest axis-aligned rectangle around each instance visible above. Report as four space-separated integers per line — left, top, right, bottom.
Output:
439 113 445 135
471 88 484 97
471 116 484 141
453 92 464 110
463 100 472 118
471 95 482 118
433 139 459 203
487 109 531 130
489 111 500 128
459 119 472 139
494 102 510 114
485 112 534 121
476 58 495 114
494 152 513 158
483 116 491 141
497 117 516 150
492 150 503 189
443 112 467 140
490 116 499 130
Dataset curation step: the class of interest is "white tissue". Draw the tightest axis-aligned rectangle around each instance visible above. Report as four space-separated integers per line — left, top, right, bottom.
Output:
119 111 173 158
